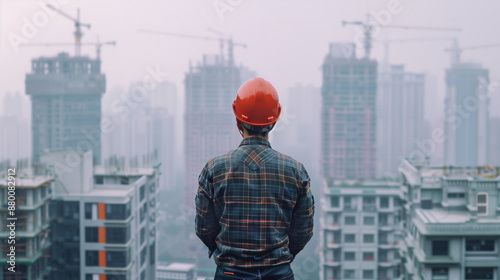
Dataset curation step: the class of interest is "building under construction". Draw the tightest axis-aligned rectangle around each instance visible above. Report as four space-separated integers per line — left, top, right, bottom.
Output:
26 52 106 165
321 43 378 179
0 168 53 280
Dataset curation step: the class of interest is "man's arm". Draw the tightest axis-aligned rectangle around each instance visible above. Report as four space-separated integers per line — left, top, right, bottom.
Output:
288 164 315 256
195 162 220 258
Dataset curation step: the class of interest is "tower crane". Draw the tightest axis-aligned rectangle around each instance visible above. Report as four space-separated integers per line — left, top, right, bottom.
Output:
46 4 91 56
445 39 500 65
137 29 246 66
19 38 116 60
373 36 455 71
342 14 461 59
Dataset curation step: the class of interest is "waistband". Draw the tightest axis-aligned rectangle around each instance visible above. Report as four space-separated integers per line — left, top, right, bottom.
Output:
218 262 291 274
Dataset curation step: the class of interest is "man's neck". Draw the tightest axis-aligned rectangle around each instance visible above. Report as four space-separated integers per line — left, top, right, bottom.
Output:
242 132 268 141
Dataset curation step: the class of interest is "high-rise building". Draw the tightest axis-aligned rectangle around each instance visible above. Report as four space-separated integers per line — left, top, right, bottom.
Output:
320 179 403 280
0 168 54 280
0 92 32 165
184 54 255 212
40 150 159 280
399 159 500 280
321 43 377 179
26 52 106 165
444 63 489 167
377 65 425 178
489 117 500 166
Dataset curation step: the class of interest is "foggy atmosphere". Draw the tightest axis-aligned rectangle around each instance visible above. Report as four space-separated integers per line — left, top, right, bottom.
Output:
1 0 500 279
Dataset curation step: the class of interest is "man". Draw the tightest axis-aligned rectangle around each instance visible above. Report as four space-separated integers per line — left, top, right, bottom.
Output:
195 77 314 280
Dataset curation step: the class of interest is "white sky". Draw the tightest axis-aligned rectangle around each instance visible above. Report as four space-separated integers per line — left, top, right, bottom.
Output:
1 0 500 122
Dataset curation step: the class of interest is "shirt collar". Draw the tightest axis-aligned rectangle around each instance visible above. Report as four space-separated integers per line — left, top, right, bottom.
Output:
239 137 272 148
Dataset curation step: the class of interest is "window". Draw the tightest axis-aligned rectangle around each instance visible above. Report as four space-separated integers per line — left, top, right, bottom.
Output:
345 216 356 225
344 252 355 261
140 185 145 201
344 196 355 209
94 176 104 184
363 234 374 243
330 196 339 207
465 267 494 279
432 268 448 280
466 238 495 252
105 203 131 220
150 242 156 265
363 216 375 225
85 203 95 220
107 251 128 268
85 227 98 243
85 251 98 266
380 197 389 208
345 234 356 243
432 240 449 256
363 252 374 261
447 192 465 198
106 227 130 244
362 270 374 279
141 247 147 265
477 193 488 215
363 197 376 211
140 227 146 244
344 270 355 279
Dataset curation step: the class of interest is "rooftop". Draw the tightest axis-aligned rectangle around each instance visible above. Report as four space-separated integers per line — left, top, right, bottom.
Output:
94 166 155 176
157 262 196 272
0 168 53 188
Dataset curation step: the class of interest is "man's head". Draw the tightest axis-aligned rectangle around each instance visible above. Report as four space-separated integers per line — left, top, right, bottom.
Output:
232 77 281 139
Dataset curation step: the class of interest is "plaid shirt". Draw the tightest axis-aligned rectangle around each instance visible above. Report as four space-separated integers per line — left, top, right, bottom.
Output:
195 137 314 268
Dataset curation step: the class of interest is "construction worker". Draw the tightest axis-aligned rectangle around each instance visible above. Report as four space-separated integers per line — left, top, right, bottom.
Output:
195 77 315 280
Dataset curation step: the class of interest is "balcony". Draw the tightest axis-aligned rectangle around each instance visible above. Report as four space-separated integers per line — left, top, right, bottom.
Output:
379 241 399 249
378 259 400 267
379 223 394 231
324 259 341 267
326 241 341 249
363 204 377 212
343 205 357 212
324 223 341 230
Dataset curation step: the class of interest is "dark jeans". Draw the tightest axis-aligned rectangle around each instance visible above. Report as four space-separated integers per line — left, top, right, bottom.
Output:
214 263 294 280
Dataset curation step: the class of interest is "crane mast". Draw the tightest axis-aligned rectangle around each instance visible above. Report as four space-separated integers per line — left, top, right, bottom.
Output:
46 4 91 56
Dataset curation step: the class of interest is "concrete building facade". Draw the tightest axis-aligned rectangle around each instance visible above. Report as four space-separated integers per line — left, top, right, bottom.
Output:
399 159 500 280
320 179 403 280
444 63 489 167
377 65 425 178
321 43 378 179
40 150 160 280
26 52 106 165
0 169 53 280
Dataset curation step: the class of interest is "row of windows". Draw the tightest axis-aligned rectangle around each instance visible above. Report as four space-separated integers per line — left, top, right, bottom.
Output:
343 269 374 279
330 196 397 209
432 267 494 280
85 250 131 268
432 238 496 256
85 227 130 244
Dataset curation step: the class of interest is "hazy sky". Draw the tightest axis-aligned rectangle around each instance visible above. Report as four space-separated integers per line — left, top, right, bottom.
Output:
1 0 500 122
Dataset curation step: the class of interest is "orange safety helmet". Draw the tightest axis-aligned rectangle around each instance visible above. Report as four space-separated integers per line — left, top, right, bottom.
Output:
232 77 282 127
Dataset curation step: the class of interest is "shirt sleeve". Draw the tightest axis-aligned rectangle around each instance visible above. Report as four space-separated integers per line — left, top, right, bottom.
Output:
288 163 315 256
195 161 220 258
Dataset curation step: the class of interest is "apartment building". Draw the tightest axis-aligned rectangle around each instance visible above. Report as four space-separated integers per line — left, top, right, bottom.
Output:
0 168 53 280
399 159 500 280
320 179 403 280
40 150 159 280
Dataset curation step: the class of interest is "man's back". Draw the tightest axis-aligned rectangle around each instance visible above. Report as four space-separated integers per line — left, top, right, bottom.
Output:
195 137 315 268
